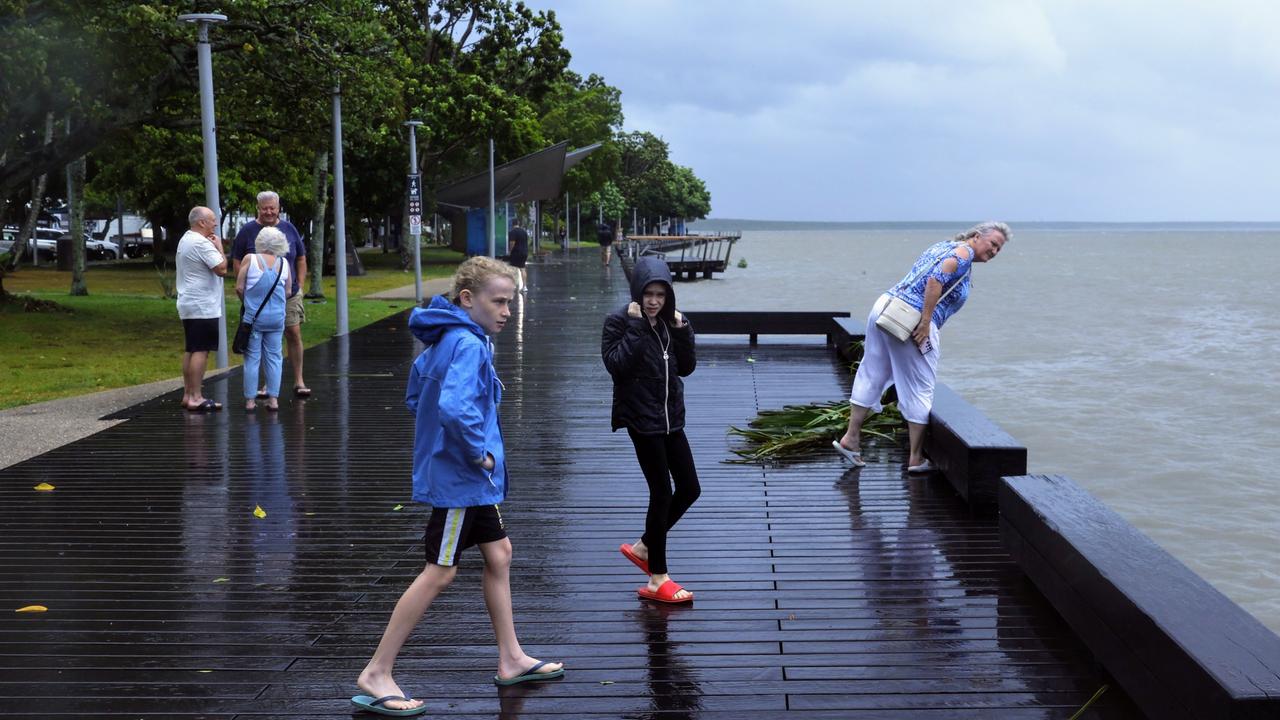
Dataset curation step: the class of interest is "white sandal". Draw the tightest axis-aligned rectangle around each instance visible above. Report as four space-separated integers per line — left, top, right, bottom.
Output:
831 440 866 467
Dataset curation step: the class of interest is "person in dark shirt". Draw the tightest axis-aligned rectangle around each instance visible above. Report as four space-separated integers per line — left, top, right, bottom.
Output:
596 221 614 266
507 219 528 293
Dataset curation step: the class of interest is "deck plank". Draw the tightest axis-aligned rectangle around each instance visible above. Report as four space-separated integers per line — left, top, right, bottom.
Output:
0 252 1138 717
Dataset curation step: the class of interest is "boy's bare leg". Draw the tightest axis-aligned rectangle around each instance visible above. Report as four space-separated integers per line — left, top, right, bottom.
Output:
357 564 457 711
479 538 563 680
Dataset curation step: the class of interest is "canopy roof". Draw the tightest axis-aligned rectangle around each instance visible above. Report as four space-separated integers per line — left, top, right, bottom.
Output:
435 141 600 209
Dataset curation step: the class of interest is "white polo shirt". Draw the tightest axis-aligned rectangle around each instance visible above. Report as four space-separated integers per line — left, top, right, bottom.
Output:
175 230 225 319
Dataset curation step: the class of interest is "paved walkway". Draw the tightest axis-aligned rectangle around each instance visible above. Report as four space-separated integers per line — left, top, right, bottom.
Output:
0 251 1137 718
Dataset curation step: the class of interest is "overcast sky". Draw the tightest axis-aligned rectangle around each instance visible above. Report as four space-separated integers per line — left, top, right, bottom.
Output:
541 1 1280 221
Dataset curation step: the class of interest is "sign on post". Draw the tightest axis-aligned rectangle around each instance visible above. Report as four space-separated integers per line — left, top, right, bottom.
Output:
407 173 422 236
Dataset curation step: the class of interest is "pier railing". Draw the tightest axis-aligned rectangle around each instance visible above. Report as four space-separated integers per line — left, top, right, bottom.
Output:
619 233 741 280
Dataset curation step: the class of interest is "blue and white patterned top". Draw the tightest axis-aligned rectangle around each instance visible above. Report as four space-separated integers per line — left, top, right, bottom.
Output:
886 240 973 329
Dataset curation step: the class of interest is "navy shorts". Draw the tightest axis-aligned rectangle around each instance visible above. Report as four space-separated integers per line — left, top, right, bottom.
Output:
182 318 220 352
423 505 506 566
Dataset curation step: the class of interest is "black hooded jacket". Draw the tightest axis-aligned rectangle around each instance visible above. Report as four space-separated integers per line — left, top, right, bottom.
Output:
601 257 697 434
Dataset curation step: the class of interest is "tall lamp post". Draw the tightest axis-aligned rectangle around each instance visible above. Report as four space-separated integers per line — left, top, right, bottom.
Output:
332 82 349 336
403 120 424 304
177 12 228 368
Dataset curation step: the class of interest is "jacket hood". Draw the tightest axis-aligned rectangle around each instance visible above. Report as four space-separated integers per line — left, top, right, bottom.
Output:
409 294 485 346
629 257 677 323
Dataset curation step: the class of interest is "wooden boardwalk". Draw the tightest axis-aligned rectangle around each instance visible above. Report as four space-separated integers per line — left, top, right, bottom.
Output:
0 252 1138 718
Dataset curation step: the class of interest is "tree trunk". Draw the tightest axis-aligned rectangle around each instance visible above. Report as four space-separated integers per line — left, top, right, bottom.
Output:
13 112 55 270
68 153 88 296
308 148 329 297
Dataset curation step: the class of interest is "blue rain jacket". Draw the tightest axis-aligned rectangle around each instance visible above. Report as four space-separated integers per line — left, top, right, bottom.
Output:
406 295 506 507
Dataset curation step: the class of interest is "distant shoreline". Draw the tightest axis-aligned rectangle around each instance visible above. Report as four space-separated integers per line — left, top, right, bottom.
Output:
689 218 1280 232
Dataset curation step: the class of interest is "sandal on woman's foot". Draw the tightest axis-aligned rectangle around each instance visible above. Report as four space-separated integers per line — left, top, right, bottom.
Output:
831 440 866 467
638 579 693 604
906 459 934 474
620 543 650 575
293 386 312 398
186 398 221 413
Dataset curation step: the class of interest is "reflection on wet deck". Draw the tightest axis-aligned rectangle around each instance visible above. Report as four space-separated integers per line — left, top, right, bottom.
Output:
0 251 1138 718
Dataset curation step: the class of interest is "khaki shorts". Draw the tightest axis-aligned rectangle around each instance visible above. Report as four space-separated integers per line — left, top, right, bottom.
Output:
285 293 306 327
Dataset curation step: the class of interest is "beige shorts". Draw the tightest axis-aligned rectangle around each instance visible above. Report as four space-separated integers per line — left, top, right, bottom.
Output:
285 293 306 327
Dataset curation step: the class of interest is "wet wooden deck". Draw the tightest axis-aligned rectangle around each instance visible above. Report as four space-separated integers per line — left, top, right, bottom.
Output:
0 252 1138 718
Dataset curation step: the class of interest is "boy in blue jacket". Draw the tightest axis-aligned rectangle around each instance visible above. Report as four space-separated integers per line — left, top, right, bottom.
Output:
353 257 563 717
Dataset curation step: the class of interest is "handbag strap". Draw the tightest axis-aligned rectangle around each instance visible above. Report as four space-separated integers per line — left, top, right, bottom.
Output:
245 256 284 324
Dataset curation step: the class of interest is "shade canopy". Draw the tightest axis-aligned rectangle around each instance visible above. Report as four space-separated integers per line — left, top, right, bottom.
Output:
434 141 601 210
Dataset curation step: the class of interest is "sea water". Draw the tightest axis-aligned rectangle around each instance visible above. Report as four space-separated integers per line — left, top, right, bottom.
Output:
678 221 1280 632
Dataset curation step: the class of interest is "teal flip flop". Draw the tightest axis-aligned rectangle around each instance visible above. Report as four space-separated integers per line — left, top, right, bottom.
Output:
350 694 427 716
493 660 565 686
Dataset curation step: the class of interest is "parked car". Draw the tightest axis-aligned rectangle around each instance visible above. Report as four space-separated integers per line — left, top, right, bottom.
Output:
0 227 16 257
85 235 120 260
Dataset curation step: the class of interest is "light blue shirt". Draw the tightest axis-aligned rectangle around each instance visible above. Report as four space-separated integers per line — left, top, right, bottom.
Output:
887 240 973 329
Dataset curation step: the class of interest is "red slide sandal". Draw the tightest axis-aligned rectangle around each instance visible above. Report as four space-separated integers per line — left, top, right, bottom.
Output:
619 543 650 575
637 579 693 604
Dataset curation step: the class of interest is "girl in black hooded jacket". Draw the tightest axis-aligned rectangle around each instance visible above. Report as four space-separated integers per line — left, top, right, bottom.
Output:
601 257 700 604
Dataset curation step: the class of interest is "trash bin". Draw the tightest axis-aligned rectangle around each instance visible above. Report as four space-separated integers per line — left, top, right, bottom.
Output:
56 235 73 270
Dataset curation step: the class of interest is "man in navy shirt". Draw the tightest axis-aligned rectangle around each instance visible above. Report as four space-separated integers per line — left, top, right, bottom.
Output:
232 190 311 398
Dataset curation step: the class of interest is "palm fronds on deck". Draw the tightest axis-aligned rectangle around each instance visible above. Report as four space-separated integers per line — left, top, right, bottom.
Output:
728 399 903 464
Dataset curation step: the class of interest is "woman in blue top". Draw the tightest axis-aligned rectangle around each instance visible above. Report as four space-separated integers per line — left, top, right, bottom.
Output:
235 226 290 411
834 221 1010 473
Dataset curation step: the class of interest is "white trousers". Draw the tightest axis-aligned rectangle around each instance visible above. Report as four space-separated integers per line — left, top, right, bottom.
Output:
849 294 940 425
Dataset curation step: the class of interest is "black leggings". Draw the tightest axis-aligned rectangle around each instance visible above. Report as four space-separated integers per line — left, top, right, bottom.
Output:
627 428 701 575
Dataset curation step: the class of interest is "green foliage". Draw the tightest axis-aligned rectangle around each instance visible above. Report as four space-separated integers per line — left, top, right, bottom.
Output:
737 257 747 268
728 400 903 465
728 341 902 465
616 131 712 220
587 180 626 220
2 1 712 271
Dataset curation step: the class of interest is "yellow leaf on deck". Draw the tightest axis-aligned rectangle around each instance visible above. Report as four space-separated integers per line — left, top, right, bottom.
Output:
197 669 214 673
33 483 55 491
253 505 267 519
16 605 47 613
212 578 230 583
393 504 404 511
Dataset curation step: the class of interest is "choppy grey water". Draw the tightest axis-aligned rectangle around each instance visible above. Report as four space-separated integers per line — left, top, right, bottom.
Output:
677 223 1280 632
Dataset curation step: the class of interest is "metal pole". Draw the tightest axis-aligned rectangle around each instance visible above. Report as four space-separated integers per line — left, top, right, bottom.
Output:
576 203 580 250
404 120 423 303
488 138 496 258
332 83 348 336
563 192 569 252
179 13 229 368
632 207 637 236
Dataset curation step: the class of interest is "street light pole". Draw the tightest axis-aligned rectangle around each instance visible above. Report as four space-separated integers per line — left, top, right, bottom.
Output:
488 138 496 258
178 12 228 368
404 120 424 304
332 83 348 336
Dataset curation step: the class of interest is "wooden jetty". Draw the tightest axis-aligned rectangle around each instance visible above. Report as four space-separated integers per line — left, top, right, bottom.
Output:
4 250 1277 717
620 233 740 280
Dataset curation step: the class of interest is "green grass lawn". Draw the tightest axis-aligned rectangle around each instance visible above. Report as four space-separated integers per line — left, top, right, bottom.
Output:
0 247 462 410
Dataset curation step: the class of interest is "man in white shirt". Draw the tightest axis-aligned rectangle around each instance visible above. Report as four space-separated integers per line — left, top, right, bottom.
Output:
176 206 228 411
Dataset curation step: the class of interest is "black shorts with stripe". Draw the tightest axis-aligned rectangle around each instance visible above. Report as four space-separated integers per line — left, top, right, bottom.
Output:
423 505 507 566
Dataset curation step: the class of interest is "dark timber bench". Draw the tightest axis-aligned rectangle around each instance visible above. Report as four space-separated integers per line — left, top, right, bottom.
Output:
682 311 849 345
1001 474 1280 719
925 383 1027 512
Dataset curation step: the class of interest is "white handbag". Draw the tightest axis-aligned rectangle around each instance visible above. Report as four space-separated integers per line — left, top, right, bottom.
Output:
874 258 970 342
